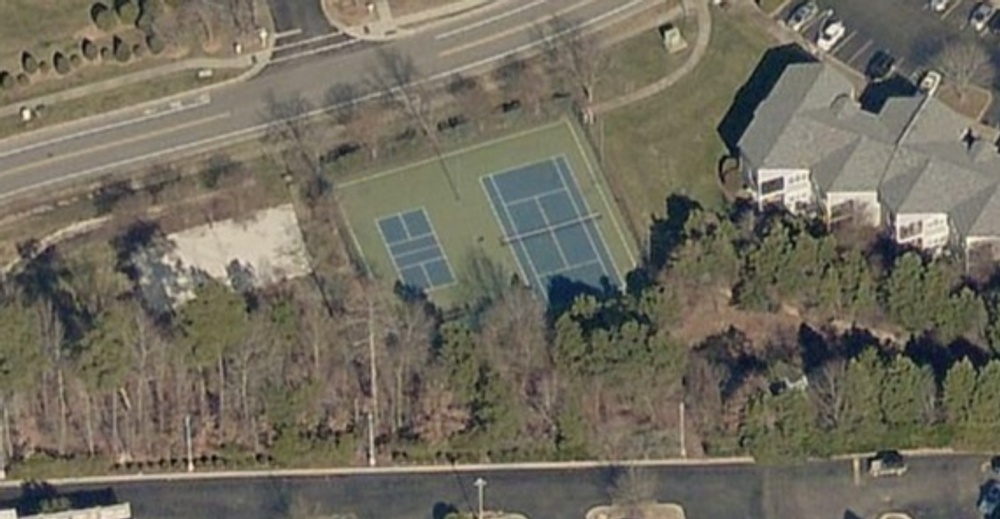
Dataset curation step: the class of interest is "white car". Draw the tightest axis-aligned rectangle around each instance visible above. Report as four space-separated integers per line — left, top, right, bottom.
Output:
817 19 846 51
918 70 942 96
929 0 948 12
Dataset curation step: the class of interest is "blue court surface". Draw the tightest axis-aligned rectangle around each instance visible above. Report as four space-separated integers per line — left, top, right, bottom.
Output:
482 156 620 299
376 208 455 290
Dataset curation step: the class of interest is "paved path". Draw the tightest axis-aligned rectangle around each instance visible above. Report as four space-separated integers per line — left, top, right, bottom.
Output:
592 0 713 114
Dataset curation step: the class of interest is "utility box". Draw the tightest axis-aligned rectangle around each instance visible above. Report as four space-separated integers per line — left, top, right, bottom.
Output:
660 23 688 54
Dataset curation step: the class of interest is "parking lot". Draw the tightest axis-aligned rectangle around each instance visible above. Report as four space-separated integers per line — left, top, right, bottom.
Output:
778 0 1000 122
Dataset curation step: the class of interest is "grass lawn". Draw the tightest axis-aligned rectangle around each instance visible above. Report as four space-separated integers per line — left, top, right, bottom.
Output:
599 8 775 231
336 119 638 308
0 68 242 140
758 0 789 15
597 19 695 104
0 0 94 64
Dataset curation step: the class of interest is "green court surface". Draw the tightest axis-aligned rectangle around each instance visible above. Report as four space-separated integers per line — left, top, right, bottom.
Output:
337 118 639 307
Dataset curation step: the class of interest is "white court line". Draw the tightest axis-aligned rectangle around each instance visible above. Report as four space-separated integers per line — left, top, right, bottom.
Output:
551 155 614 283
0 95 211 160
435 0 548 40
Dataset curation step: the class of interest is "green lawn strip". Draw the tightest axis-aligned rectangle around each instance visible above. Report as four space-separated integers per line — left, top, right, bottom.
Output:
336 119 638 308
0 49 176 106
597 18 697 104
758 0 789 16
0 0 94 62
600 10 774 229
0 68 243 140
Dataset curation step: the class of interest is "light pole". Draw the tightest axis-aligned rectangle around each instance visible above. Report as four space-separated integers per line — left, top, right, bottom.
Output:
679 402 687 458
185 414 194 473
473 477 487 519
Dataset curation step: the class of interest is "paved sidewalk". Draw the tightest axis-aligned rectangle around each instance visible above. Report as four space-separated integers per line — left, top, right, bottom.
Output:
322 0 502 41
593 0 713 114
0 0 276 120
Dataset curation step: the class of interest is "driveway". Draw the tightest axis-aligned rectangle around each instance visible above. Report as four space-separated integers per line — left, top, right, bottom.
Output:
267 0 335 38
779 0 1000 123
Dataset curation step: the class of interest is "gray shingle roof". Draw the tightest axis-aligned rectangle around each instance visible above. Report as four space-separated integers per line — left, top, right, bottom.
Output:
736 61 1000 240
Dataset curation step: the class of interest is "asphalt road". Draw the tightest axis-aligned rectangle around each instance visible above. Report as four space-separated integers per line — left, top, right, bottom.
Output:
781 0 1000 122
0 0 651 202
0 455 991 519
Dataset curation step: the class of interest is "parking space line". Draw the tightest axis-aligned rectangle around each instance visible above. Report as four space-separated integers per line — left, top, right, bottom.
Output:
846 40 874 67
943 0 963 19
830 31 856 54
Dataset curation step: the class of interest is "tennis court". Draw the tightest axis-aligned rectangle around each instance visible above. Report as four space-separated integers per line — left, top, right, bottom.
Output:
337 118 638 307
483 156 619 299
376 208 455 291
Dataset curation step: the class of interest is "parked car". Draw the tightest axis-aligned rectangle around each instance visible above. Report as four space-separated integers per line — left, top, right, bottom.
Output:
865 51 896 81
868 450 907 477
787 1 819 31
970 2 996 32
817 18 847 51
980 480 1000 516
918 70 942 96
929 0 949 12
989 12 1000 34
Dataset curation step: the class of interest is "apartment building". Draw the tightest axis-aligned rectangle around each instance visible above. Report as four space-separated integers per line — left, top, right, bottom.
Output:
736 61 1000 258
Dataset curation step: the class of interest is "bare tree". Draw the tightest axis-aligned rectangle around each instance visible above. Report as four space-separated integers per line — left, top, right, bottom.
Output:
540 16 610 121
325 83 382 160
261 91 330 204
368 49 436 139
493 56 548 115
933 38 994 100
446 74 495 131
369 48 460 199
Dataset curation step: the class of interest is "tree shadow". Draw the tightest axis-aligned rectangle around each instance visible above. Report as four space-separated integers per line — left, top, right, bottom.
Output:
545 274 618 321
13 240 89 341
717 44 817 154
0 481 117 515
432 501 459 519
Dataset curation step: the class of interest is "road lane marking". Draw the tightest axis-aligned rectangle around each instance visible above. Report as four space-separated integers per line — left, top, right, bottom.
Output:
270 39 362 64
0 96 212 160
439 0 603 57
272 32 348 53
846 40 873 67
0 112 232 179
830 31 856 54
0 0 648 201
435 0 548 40
274 28 303 39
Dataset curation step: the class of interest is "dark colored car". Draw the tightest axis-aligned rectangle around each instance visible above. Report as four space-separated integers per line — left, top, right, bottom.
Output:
786 1 819 31
868 450 907 477
866 51 896 81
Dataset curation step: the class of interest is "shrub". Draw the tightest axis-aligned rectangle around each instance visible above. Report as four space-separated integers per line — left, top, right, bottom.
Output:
135 0 162 30
145 32 165 54
0 71 13 90
99 46 111 60
38 60 50 74
132 42 145 57
116 0 139 26
16 73 29 86
53 52 71 75
113 36 132 62
81 38 98 61
70 53 83 67
91 2 117 32
21 52 38 74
